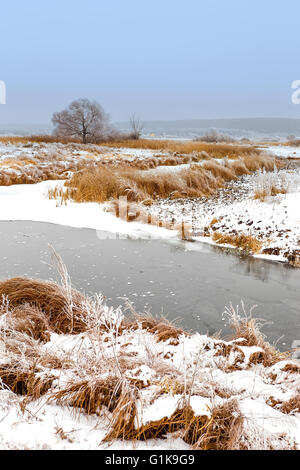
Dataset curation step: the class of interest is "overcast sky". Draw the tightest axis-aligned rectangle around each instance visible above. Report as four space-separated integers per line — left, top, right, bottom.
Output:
0 0 300 125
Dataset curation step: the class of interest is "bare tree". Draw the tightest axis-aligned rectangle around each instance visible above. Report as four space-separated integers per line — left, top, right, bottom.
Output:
129 113 144 140
52 98 110 143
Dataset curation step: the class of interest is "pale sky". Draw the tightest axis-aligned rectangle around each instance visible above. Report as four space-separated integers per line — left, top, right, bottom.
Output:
0 0 300 125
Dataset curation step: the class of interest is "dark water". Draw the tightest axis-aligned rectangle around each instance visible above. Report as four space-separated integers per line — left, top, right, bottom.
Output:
0 221 299 350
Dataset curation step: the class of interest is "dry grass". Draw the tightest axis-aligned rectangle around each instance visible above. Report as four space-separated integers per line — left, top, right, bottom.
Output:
224 303 289 367
0 362 53 398
242 153 276 172
195 400 243 450
51 153 276 205
254 186 287 201
60 166 220 203
105 396 244 450
53 376 122 415
101 139 260 159
202 160 237 181
5 304 51 342
0 277 86 334
0 135 82 145
212 232 263 254
281 363 300 373
125 313 186 342
280 395 300 414
0 136 260 161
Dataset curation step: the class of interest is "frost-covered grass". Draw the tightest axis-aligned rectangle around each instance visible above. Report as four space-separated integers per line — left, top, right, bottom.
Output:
48 153 276 204
0 139 258 186
0 253 299 450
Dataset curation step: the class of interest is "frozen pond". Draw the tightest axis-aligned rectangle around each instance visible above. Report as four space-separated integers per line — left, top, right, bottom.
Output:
0 221 299 350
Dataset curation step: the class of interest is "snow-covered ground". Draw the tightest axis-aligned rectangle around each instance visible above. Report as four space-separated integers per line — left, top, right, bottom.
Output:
0 181 175 240
263 145 300 159
0 291 299 450
0 141 166 184
146 166 300 264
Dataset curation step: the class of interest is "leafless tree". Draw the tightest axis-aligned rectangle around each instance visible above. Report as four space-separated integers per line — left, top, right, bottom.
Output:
129 113 144 140
52 98 110 143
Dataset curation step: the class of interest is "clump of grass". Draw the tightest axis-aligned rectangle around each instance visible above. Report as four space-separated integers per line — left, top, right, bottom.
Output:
0 362 53 398
280 395 300 415
223 302 289 366
196 400 243 450
281 363 300 373
212 232 263 254
61 166 219 203
202 160 237 181
230 158 250 176
105 396 244 450
0 277 86 334
53 376 122 415
125 313 186 342
242 153 276 172
5 304 51 343
253 167 289 201
254 186 287 201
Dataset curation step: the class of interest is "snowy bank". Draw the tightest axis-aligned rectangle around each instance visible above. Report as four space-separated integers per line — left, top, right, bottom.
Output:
0 268 299 450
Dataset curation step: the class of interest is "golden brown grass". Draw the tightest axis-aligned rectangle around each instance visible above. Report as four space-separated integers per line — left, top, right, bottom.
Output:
212 232 263 254
125 313 186 342
202 160 237 181
242 153 277 172
52 153 276 205
224 303 290 367
254 186 287 201
195 400 243 450
0 277 86 334
5 304 51 343
0 362 53 398
0 135 82 145
53 376 122 415
280 395 300 414
281 363 300 373
60 166 220 203
101 139 260 159
105 395 244 450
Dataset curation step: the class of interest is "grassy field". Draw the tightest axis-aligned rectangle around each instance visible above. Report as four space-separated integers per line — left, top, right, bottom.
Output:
49 153 276 204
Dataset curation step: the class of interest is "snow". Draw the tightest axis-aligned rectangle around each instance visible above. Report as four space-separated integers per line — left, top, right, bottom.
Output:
0 319 299 449
0 181 176 240
136 395 182 427
147 167 300 263
265 145 300 159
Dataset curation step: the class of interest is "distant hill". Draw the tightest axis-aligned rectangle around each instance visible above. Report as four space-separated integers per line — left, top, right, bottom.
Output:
116 117 300 140
2 117 300 140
